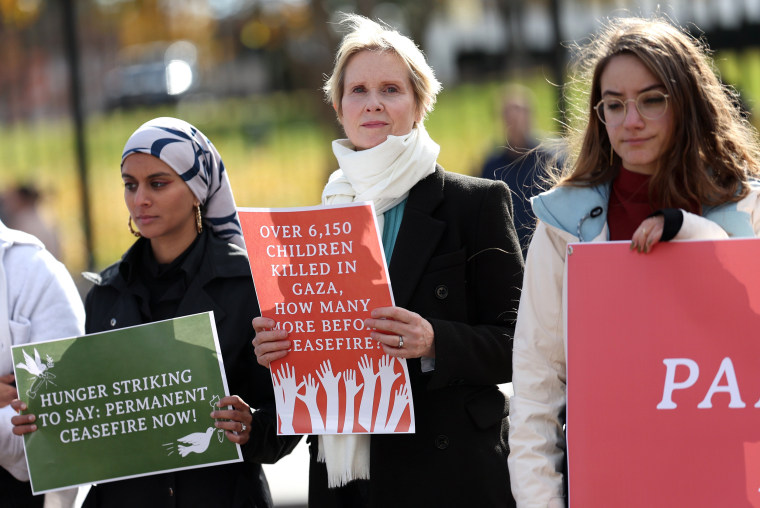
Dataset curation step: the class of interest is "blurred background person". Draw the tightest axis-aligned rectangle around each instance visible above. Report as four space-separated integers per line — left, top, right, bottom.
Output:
0 184 61 260
0 218 84 508
253 14 523 508
479 85 552 258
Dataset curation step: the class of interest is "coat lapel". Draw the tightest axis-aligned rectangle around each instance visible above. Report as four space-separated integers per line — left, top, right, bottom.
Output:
389 168 446 308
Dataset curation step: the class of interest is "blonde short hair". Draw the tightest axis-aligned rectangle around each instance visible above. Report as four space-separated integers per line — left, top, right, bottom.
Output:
323 13 442 123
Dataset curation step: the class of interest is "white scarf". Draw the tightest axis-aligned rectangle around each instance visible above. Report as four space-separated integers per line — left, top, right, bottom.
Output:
323 123 440 234
318 124 439 488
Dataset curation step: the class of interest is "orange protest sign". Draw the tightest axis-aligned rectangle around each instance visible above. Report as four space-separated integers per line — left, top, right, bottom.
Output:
567 239 760 507
238 203 414 435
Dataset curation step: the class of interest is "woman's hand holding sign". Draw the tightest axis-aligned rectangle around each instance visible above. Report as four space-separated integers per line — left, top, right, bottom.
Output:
10 399 36 434
364 306 435 359
210 395 253 445
0 374 17 408
252 316 290 368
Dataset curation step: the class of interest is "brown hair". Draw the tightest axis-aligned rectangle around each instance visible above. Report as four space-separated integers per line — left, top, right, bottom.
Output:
557 16 760 210
323 13 441 124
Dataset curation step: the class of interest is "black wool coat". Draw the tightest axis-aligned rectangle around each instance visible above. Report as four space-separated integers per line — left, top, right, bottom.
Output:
308 167 524 508
81 232 298 508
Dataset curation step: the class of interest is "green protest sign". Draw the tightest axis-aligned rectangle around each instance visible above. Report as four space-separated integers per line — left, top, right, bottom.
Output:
11 312 241 494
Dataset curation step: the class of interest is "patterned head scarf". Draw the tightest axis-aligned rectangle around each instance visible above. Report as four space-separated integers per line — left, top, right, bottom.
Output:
122 117 244 248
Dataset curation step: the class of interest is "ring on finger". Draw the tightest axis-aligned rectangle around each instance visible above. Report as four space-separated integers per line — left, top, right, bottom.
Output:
241 423 247 432
398 335 404 348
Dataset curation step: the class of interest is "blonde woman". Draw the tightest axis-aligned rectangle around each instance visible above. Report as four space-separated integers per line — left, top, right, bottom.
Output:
252 14 523 508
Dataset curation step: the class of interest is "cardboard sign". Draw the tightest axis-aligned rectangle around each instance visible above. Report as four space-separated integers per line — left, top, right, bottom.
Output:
238 203 414 435
12 312 241 494
566 239 760 507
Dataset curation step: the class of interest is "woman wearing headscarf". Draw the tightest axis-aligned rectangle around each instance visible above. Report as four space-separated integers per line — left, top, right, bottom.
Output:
13 117 297 507
252 15 523 508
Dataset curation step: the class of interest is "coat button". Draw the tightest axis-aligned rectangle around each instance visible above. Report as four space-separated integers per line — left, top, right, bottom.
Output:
434 285 448 300
168 487 174 496
435 434 449 450
110 318 117 327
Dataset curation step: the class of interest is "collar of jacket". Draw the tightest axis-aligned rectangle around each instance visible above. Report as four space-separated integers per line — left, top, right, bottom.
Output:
532 184 609 242
532 182 757 240
82 232 251 290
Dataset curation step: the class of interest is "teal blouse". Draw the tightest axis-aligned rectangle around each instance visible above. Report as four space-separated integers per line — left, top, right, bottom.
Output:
381 199 406 263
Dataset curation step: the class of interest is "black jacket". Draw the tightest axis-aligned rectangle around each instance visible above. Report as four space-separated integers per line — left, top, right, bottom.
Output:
309 167 523 508
82 231 298 508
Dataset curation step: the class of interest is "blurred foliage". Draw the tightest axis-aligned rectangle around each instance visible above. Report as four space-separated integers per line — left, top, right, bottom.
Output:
0 72 560 280
4 49 759 283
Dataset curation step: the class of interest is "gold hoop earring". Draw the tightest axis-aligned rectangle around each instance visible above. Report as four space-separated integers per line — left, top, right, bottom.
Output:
610 144 614 166
128 216 141 237
195 205 203 234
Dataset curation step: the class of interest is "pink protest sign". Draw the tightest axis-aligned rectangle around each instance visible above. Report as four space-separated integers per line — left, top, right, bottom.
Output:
239 203 414 435
567 239 760 507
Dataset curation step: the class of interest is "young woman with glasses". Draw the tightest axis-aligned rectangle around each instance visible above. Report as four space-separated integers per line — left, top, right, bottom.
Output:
508 16 760 507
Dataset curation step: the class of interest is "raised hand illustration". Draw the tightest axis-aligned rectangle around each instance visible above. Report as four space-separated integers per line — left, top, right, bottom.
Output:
272 363 304 434
375 355 401 431
177 427 215 457
296 373 325 433
317 360 342 433
384 383 411 432
342 369 363 433
357 354 378 432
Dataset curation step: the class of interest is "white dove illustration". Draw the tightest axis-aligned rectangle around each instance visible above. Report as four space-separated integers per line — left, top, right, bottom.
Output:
16 349 46 377
177 427 215 457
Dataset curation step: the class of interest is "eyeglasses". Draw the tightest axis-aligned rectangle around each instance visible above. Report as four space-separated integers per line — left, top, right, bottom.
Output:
594 90 669 126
